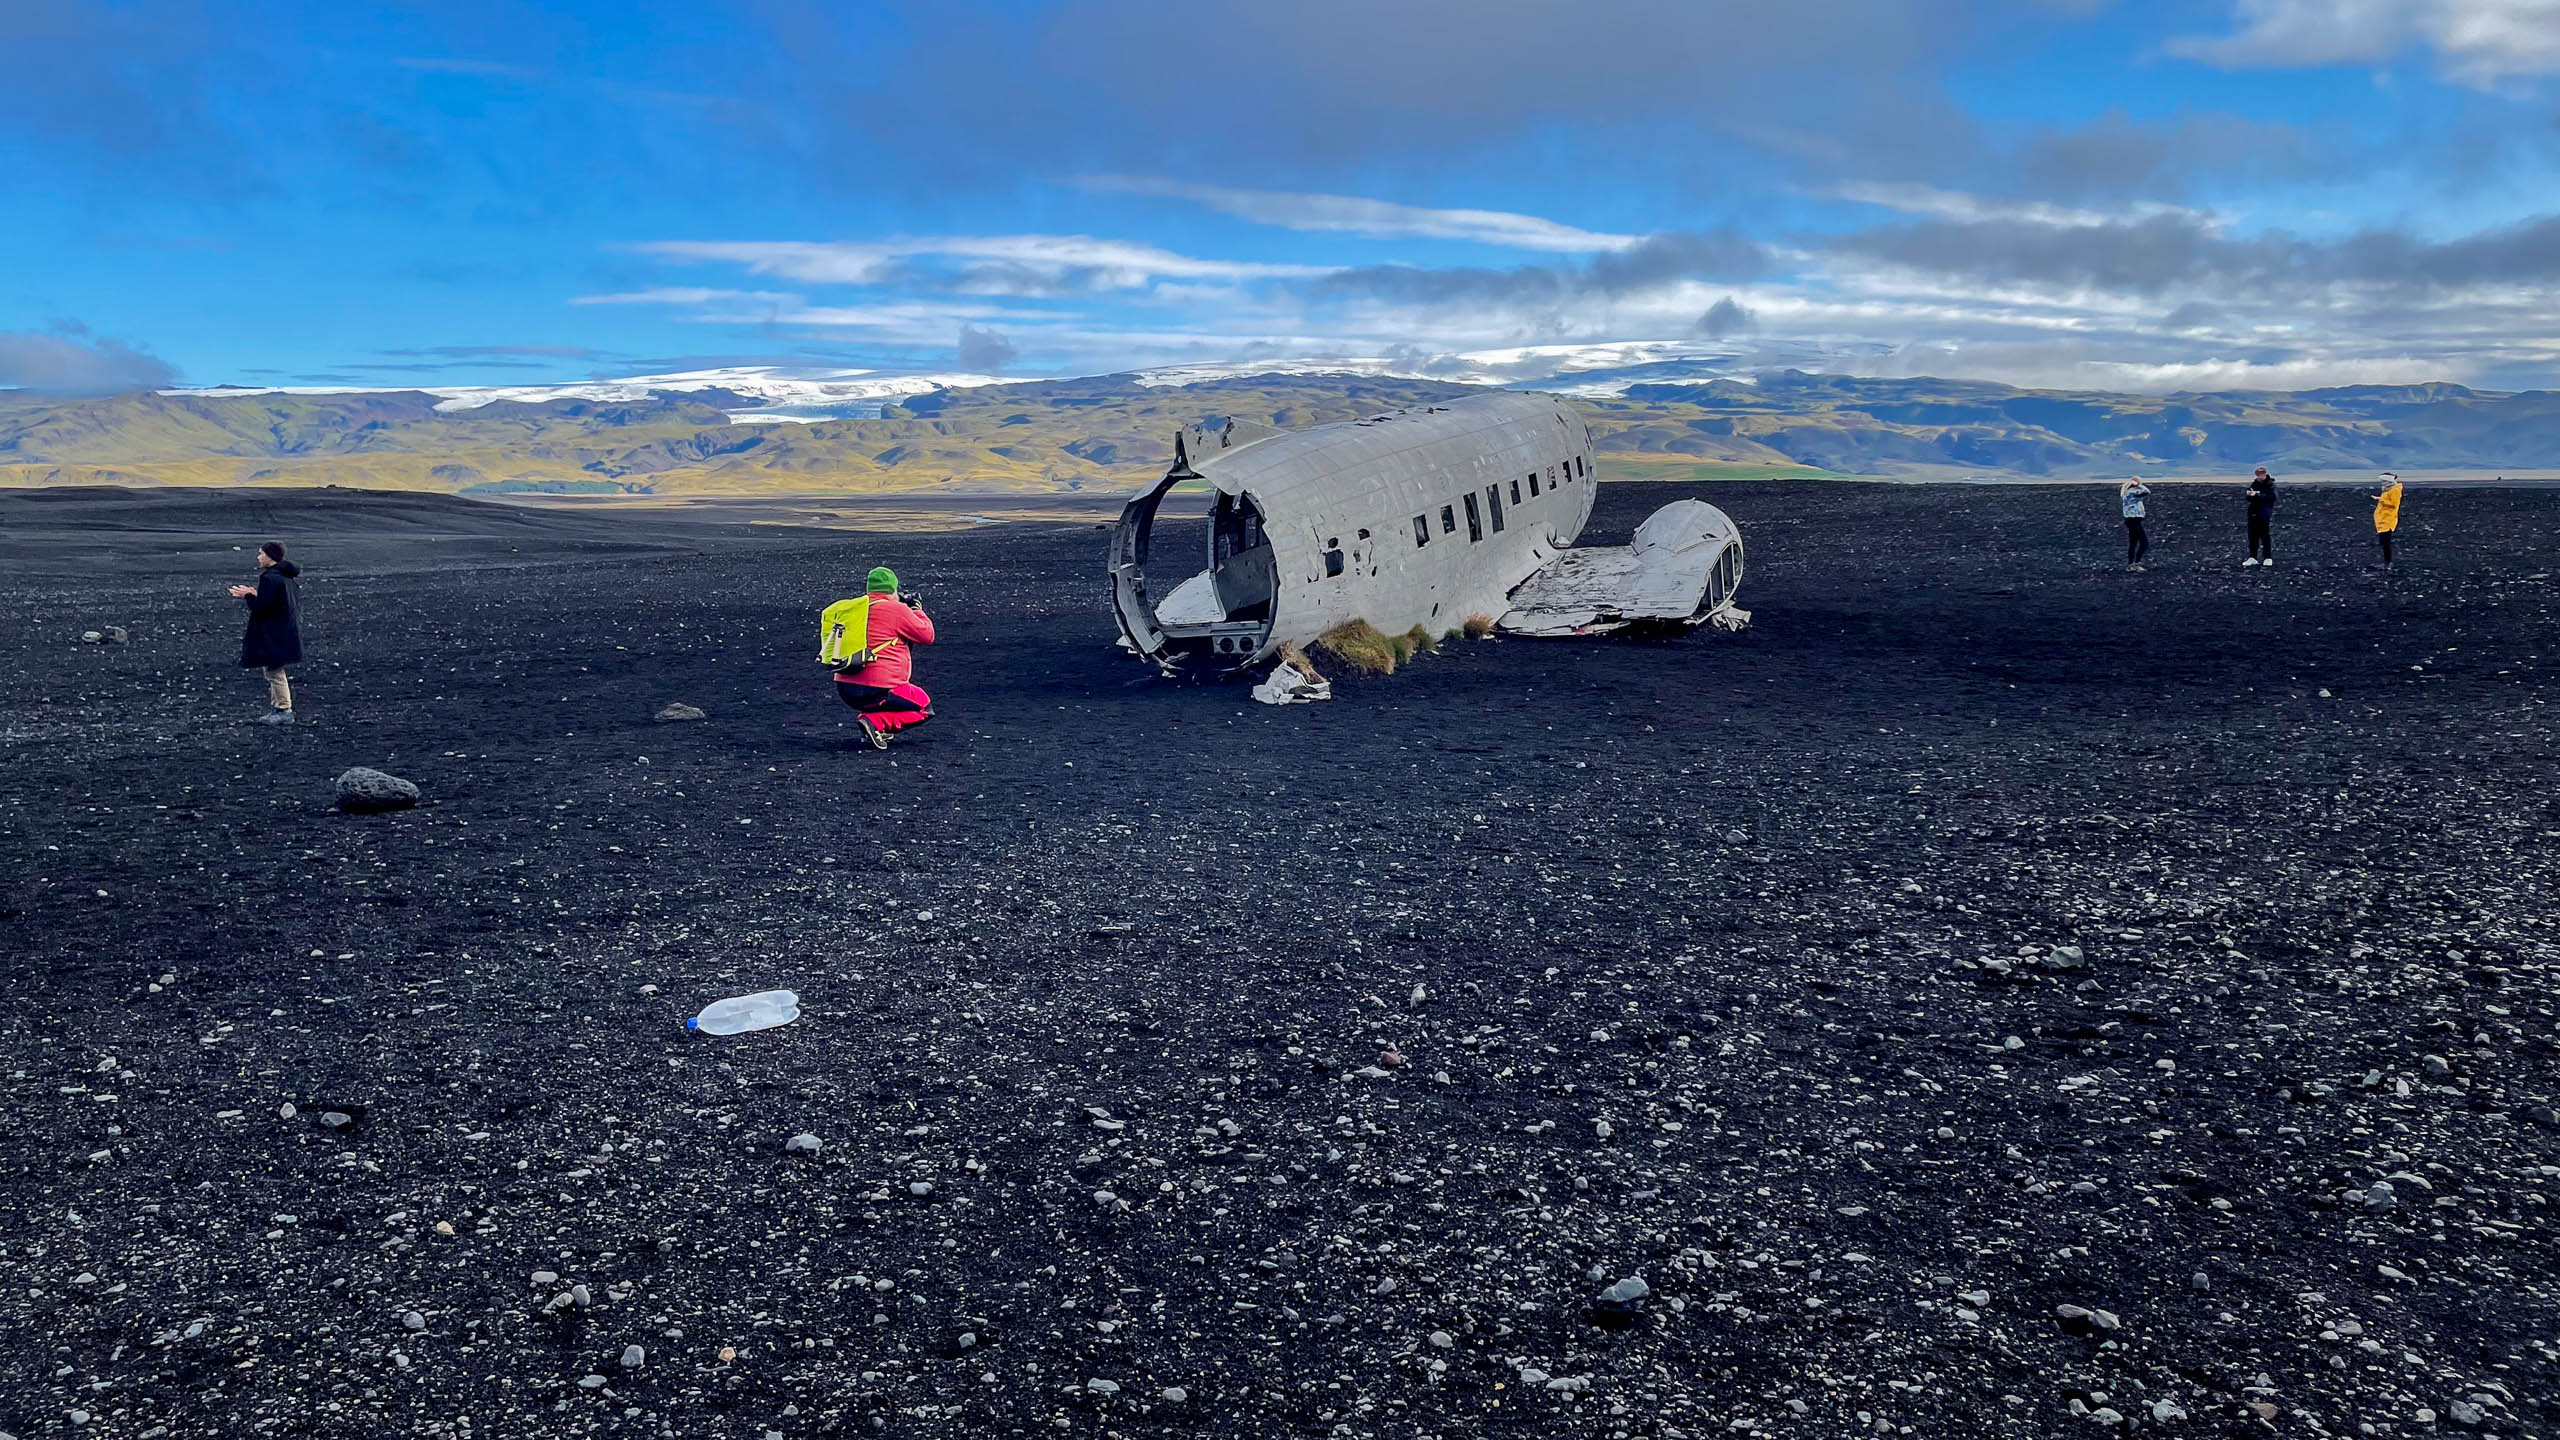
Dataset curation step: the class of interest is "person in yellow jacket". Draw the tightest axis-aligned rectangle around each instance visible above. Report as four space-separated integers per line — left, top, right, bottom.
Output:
2373 472 2404 569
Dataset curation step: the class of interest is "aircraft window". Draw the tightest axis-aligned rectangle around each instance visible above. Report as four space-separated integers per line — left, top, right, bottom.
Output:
1576 455 1587 478
1462 493 1483 542
1486 484 1505 532
1324 543 1345 578
1440 504 1456 535
1510 478 1522 505
1357 528 1370 540
1528 470 1540 497
1413 514 1430 546
1550 463 1561 485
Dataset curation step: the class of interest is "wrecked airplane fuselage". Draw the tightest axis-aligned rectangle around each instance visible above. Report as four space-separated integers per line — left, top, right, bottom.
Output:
1108 392 1746 673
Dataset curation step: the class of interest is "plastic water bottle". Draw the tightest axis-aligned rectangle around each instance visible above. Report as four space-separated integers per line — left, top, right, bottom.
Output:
685 989 800 1035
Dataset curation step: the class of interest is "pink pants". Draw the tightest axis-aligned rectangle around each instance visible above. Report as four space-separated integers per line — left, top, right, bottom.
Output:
836 680 932 733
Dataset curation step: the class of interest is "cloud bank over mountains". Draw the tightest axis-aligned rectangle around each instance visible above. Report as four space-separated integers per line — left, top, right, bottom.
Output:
0 325 178 395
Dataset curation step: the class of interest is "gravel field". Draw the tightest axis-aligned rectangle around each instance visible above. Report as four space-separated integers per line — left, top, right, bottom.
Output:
1 480 2555 1439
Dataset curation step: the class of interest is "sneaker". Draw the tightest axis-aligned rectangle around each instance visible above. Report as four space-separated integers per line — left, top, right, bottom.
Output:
2242 558 2259 567
2130 563 2146 573
257 708 294 725
2262 558 2276 568
858 714 890 750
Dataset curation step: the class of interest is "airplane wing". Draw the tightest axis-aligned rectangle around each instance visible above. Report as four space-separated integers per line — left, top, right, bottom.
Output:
1498 498 1748 637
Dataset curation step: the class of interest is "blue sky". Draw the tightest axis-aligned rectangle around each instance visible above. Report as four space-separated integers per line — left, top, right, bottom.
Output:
9 0 2560 395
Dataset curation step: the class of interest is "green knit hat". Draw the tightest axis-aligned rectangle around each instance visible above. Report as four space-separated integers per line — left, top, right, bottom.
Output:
865 566 898 594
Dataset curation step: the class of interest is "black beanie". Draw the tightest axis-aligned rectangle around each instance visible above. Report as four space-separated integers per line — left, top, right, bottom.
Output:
261 541 286 562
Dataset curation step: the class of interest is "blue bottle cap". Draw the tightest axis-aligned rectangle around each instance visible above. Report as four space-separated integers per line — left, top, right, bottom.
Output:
683 1017 698 1030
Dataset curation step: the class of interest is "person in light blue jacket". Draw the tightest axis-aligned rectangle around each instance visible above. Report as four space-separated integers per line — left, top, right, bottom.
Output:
2119 479 2152 571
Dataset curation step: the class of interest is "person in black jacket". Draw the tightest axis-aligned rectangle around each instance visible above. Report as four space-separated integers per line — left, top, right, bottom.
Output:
2243 466 2277 567
229 541 302 724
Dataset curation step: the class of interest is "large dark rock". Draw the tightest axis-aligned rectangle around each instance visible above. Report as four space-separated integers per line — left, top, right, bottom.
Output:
334 767 420 813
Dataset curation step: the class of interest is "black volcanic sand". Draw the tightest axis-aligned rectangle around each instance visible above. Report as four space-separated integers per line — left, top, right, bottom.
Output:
2 481 2556 1440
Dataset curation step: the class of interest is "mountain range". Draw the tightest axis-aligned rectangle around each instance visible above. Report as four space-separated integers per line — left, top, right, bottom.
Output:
3 368 2555 495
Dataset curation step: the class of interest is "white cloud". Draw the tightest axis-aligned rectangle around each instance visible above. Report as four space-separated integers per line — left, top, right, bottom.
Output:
1835 343 2469 392
760 301 1067 330
1829 182 2202 230
2170 0 2560 85
635 236 1329 296
1077 175 1644 253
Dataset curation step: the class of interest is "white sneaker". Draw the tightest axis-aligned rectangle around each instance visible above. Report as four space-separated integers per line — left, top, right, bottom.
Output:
2262 558 2276 568
2242 558 2259 567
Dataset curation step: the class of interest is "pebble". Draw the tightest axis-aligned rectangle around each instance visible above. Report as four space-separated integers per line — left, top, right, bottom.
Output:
2152 1400 2186 1422
333 767 421 814
1159 1386 1188 1403
2363 1181 2399 1211
1428 1331 1454 1349
784 1132 823 1155
654 703 706 723
578 1374 608 1389
620 1344 645 1369
400 1311 425 1332
908 1181 934 1197
1086 1378 1120 1395
319 1111 352 1129
277 1103 296 1120
531 1270 560 1286
1598 1275 1650 1304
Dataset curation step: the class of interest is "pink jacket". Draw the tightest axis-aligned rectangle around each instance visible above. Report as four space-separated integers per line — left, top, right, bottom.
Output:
841 595 934 687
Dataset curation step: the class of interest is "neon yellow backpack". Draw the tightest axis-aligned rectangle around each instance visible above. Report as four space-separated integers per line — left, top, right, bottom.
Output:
817 596 877 671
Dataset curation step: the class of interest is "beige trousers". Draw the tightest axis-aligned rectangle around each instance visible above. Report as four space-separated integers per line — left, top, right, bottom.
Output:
263 666 292 711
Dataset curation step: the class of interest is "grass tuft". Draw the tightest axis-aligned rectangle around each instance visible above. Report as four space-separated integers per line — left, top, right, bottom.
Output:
1404 625 1437 655
1316 619 1402 675
1463 613 1497 639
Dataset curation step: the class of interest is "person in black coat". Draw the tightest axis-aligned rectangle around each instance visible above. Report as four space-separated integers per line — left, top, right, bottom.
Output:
229 541 302 724
2243 466 2277 567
